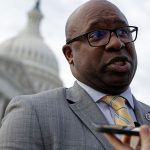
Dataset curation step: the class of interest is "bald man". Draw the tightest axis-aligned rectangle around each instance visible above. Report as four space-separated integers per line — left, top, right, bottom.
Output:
0 0 150 149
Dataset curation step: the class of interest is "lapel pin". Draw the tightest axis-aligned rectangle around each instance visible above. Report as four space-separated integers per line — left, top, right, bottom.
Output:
145 113 150 121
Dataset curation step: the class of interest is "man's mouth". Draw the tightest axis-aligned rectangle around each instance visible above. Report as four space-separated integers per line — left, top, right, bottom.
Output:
106 56 131 73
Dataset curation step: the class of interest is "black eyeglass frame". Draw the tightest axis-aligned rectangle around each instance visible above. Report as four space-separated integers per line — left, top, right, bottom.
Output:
66 26 138 47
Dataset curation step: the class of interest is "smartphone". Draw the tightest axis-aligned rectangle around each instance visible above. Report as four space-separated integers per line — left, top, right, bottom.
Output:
94 124 140 136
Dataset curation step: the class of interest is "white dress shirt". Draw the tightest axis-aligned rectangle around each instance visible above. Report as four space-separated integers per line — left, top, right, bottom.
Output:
77 80 137 125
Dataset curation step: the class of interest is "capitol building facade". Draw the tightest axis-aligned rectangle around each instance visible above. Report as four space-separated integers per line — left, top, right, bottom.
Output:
0 1 63 120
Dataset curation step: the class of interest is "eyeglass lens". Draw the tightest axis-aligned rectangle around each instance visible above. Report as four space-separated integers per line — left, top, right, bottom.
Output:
87 27 136 46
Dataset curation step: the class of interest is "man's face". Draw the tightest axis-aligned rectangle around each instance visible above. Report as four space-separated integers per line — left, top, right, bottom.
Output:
64 1 137 94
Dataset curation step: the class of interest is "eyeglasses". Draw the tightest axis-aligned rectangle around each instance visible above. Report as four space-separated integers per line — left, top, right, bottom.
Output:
66 26 138 47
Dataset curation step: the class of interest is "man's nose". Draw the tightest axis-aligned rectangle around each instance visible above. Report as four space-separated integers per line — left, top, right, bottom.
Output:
105 32 125 50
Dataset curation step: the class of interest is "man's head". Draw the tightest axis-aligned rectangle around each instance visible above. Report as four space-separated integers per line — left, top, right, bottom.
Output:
63 0 137 94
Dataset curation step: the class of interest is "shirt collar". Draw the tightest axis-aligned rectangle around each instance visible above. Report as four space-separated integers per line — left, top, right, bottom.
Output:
77 80 134 109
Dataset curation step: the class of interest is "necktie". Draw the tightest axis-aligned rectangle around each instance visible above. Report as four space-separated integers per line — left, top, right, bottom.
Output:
102 95 134 126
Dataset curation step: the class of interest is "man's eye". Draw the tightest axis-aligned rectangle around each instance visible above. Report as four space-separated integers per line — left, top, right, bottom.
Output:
88 31 107 41
118 29 130 36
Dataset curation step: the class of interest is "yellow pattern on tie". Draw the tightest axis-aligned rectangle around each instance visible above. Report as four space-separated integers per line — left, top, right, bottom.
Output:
102 95 134 126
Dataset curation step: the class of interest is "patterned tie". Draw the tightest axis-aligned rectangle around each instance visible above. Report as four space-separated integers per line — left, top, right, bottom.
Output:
102 95 134 126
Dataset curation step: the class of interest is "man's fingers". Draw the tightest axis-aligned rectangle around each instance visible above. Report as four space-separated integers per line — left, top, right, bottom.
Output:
140 125 150 150
104 133 131 150
122 135 131 145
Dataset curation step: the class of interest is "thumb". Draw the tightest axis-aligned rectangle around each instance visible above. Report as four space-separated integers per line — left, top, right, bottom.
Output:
140 125 150 150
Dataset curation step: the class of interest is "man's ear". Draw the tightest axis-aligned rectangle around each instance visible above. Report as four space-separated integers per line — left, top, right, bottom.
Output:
62 45 74 64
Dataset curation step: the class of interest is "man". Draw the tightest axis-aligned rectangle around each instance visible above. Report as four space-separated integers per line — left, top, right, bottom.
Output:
0 0 150 149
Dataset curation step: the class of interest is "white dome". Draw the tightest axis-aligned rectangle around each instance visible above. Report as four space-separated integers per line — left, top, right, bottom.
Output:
0 1 63 95
0 35 59 76
0 3 59 76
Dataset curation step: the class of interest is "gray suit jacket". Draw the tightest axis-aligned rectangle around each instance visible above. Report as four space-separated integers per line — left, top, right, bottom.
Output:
0 82 150 150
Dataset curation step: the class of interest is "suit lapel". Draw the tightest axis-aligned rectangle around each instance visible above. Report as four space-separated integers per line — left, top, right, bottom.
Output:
66 82 114 149
133 96 150 125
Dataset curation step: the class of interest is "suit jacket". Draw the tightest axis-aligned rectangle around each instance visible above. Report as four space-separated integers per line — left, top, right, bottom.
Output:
0 82 150 150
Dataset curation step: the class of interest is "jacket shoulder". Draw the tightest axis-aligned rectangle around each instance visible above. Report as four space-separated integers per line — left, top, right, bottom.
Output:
14 87 67 103
137 101 150 109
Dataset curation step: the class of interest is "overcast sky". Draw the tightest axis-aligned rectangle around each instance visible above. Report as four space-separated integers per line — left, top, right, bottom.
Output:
0 0 150 105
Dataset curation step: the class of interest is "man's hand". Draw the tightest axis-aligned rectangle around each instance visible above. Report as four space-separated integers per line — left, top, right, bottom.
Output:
104 125 150 150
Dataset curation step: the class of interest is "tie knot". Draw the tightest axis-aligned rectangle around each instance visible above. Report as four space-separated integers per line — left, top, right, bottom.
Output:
102 95 126 111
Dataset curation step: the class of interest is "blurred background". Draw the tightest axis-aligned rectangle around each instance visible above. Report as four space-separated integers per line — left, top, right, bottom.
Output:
0 0 149 110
